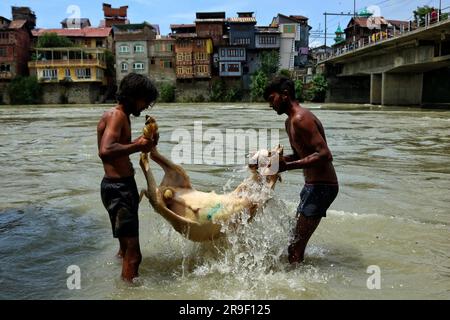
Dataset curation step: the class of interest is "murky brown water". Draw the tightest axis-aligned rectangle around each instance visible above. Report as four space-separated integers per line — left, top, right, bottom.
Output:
0 103 449 299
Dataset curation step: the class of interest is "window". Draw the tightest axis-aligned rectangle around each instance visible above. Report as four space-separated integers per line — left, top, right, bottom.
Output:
76 68 91 79
96 40 104 48
0 47 6 57
151 59 155 65
221 49 225 57
235 38 250 45
119 45 129 53
259 36 277 45
0 64 11 72
42 69 57 79
221 63 226 73
134 45 144 53
228 64 240 73
133 62 144 70
161 60 172 68
121 62 128 72
283 25 295 34
64 69 71 77
0 33 8 40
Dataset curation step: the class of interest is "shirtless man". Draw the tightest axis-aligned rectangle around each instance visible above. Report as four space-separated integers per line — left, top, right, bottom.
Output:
264 76 338 264
97 73 158 281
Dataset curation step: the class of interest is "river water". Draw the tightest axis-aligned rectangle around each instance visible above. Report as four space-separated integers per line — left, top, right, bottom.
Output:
0 103 449 300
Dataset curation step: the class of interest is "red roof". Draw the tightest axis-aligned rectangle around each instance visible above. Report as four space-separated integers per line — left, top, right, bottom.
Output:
32 27 112 38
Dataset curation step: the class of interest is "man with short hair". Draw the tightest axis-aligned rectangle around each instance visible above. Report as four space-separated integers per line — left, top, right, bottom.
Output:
97 73 159 281
264 76 338 264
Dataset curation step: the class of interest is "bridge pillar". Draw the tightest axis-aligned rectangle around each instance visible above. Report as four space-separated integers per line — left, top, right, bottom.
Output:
370 74 382 105
382 73 423 106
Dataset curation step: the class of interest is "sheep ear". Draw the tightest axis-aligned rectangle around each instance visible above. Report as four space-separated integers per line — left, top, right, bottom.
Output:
146 115 150 120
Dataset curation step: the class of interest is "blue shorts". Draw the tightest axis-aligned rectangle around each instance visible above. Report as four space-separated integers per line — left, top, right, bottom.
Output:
297 184 339 218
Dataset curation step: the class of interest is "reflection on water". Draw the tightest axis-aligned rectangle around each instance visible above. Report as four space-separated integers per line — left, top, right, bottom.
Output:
0 104 449 299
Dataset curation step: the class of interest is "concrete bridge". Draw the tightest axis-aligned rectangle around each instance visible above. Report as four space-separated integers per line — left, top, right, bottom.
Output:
319 17 450 106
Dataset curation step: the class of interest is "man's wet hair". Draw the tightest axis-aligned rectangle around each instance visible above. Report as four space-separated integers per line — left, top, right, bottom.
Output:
264 76 296 101
117 73 159 111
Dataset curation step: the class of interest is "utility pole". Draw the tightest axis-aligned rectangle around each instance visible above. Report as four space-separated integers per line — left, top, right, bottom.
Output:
324 11 355 47
353 0 357 44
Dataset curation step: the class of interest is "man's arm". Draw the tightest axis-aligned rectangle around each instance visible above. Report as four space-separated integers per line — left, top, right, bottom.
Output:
284 117 333 171
98 113 152 161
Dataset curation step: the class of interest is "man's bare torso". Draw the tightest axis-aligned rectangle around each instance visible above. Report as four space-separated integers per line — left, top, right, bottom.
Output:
97 107 135 178
285 107 338 184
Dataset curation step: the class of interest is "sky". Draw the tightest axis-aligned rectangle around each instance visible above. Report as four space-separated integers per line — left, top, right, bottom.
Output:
1 0 448 47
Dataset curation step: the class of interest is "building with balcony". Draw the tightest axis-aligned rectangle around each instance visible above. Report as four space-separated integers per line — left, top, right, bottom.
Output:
228 12 257 49
113 22 156 84
32 27 113 50
28 47 108 103
218 47 246 77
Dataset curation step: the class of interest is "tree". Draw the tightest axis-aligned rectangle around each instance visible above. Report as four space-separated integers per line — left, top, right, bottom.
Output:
308 74 328 102
36 33 74 48
159 83 176 102
260 51 279 77
250 70 268 102
295 79 304 102
413 6 435 26
7 76 41 105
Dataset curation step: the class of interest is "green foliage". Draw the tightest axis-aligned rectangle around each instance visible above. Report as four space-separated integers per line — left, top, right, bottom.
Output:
159 83 176 102
210 79 226 102
104 50 116 78
294 79 304 102
307 74 328 102
260 51 280 77
210 79 243 102
36 33 74 48
250 70 268 102
278 69 291 78
224 85 243 102
413 6 445 25
7 76 41 105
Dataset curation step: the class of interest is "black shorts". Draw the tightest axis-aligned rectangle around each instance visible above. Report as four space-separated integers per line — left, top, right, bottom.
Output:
101 176 139 238
297 184 339 218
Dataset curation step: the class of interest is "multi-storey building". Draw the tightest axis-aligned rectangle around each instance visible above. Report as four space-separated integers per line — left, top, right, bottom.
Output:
271 14 311 71
28 47 108 103
218 46 246 77
195 12 227 47
171 24 213 80
149 36 176 83
32 27 114 50
113 22 156 84
228 12 256 48
0 7 35 82
28 47 107 84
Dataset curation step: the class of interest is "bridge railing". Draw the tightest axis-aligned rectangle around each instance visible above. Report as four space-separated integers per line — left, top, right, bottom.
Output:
318 7 450 62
